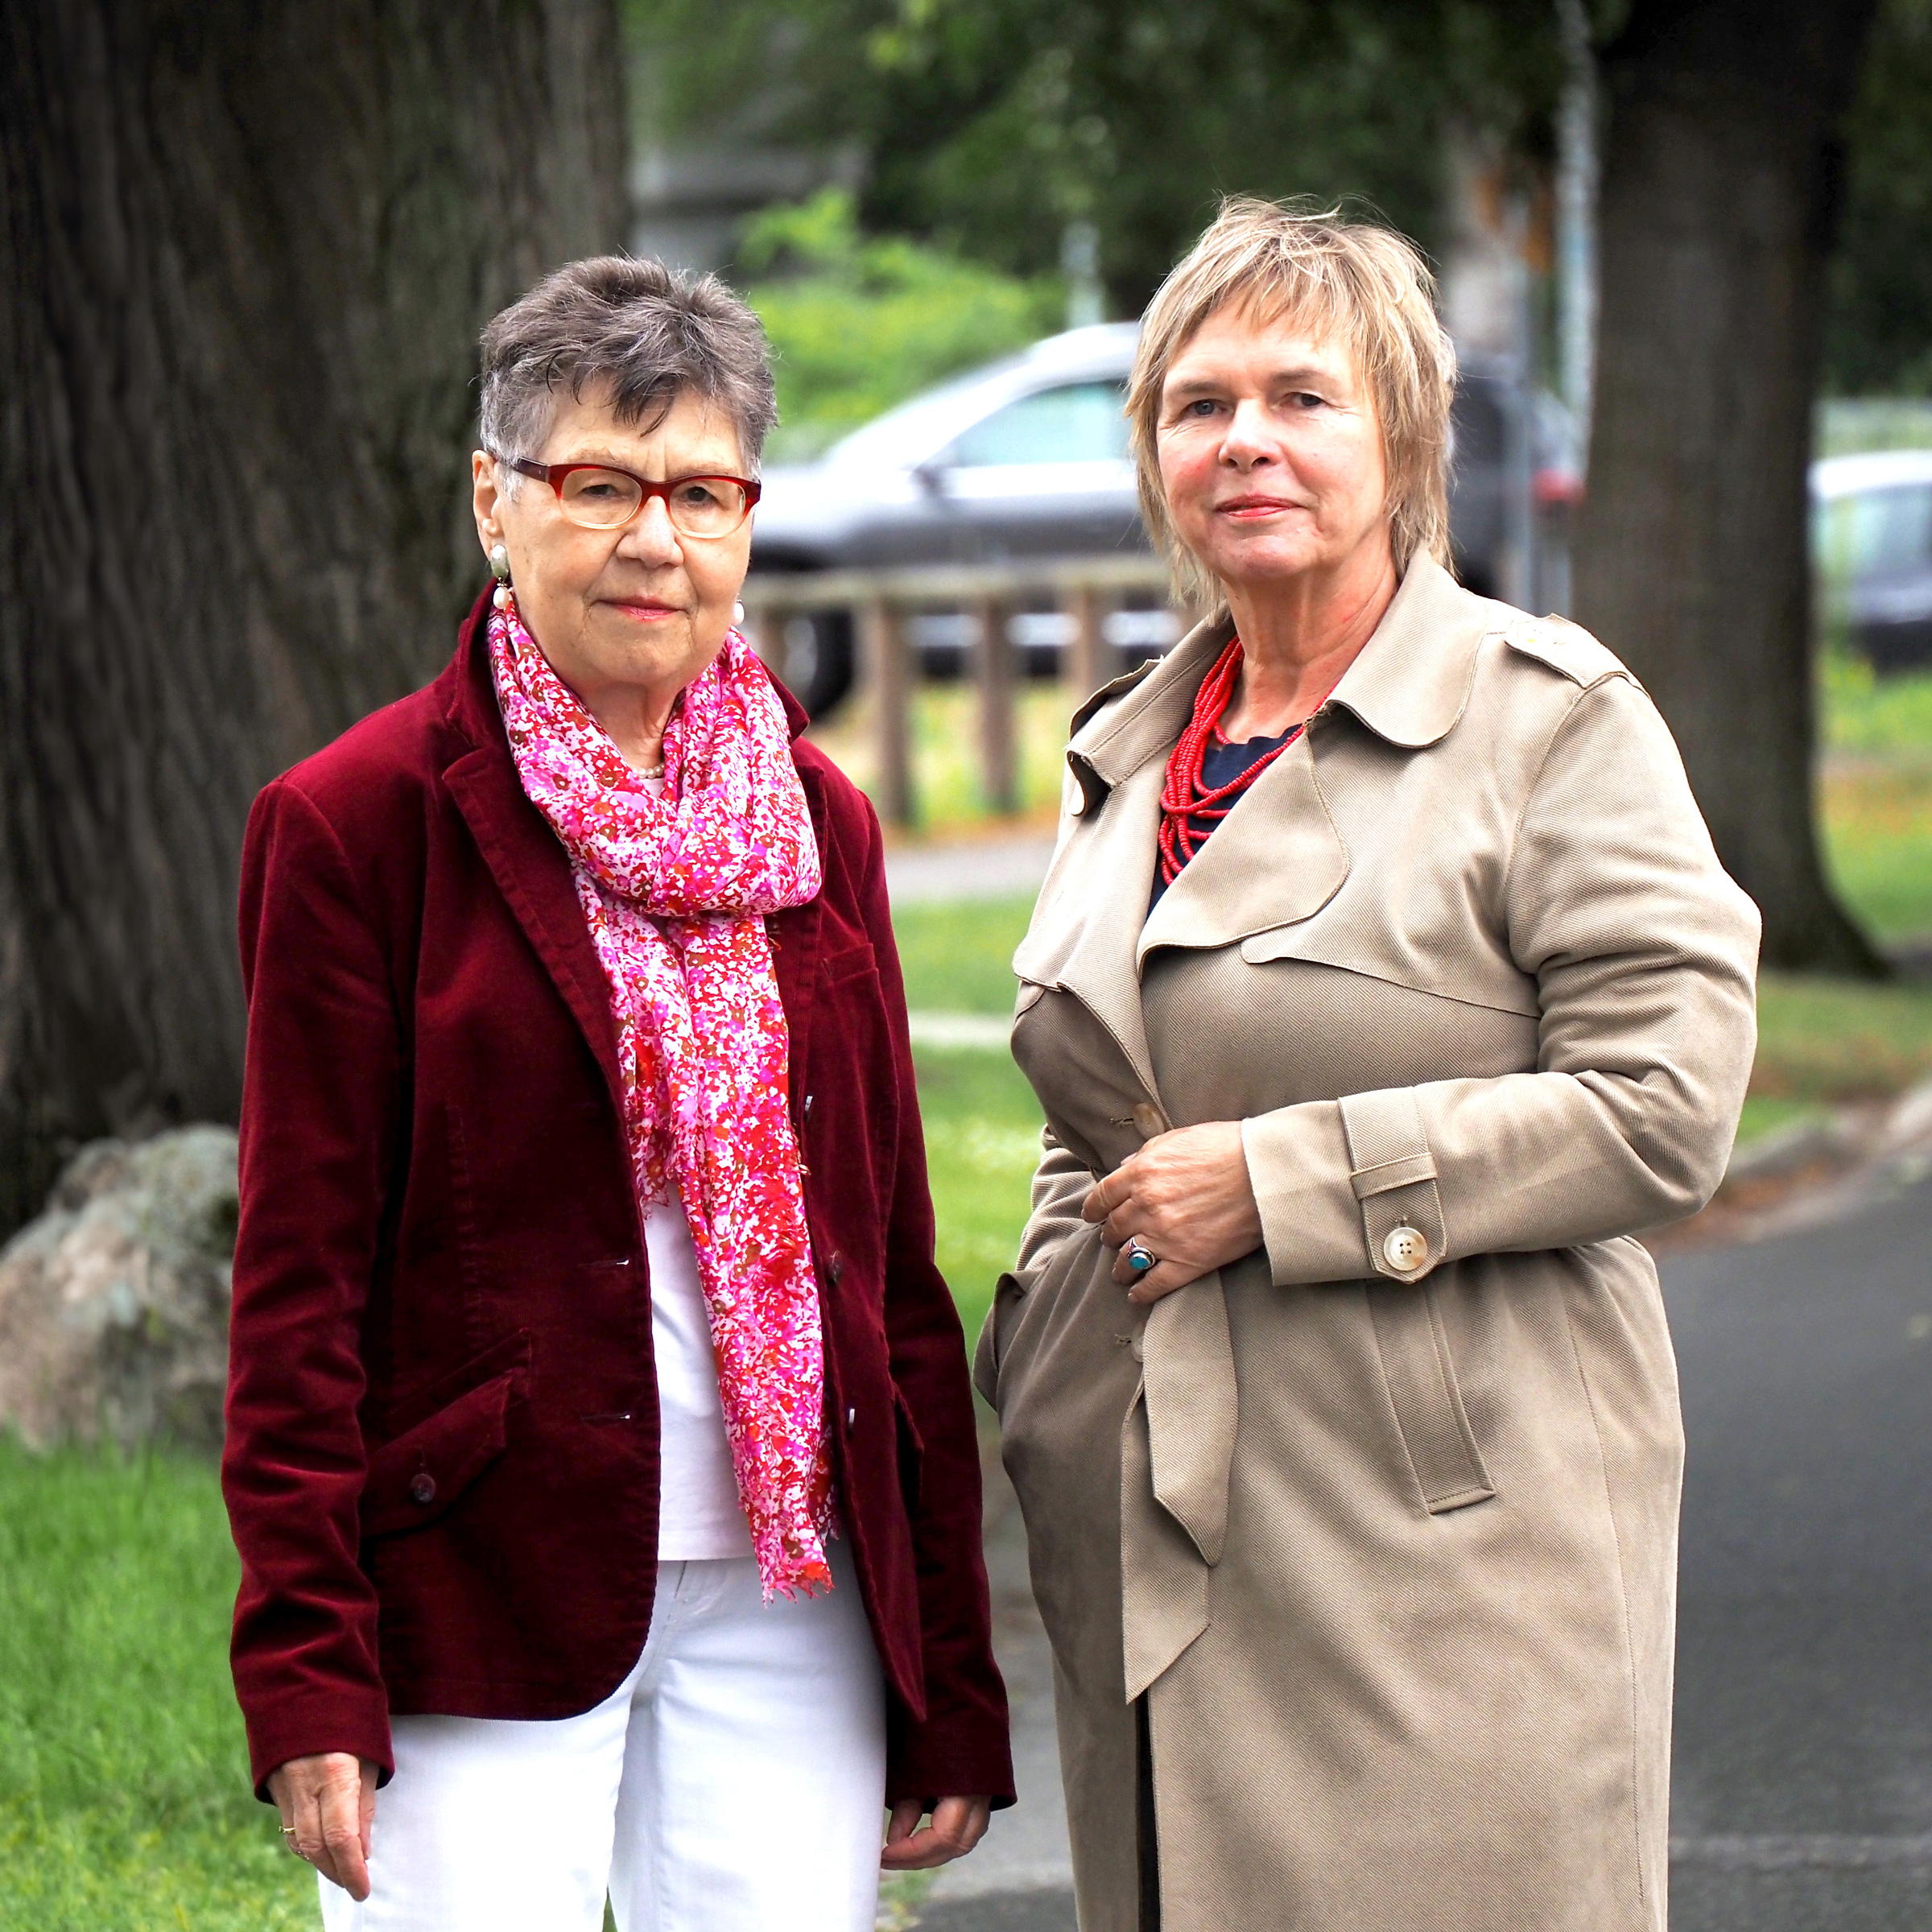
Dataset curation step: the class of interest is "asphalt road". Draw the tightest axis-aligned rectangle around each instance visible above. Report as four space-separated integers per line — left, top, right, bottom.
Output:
914 1176 1932 1931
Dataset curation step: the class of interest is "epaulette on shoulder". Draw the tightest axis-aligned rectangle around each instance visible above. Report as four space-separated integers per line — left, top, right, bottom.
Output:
1069 656 1159 736
1501 613 1637 692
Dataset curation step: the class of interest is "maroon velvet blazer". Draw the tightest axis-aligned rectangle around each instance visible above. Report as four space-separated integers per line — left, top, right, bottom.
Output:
222 589 1012 1807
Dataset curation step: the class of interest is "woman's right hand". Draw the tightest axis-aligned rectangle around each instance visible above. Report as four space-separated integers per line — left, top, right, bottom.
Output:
269 1752 378 1899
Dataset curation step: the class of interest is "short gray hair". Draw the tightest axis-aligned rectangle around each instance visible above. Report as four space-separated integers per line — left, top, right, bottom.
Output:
478 256 778 480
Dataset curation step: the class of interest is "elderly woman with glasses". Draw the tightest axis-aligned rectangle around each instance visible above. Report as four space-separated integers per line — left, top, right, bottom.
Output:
221 257 1009 1931
977 200 1759 1932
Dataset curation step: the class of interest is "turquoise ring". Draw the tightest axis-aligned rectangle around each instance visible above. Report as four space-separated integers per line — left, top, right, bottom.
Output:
1125 1238 1158 1274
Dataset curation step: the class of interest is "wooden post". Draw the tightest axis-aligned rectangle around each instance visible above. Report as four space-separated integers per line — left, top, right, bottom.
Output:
860 597 914 828
976 596 1017 816
1064 581 1109 698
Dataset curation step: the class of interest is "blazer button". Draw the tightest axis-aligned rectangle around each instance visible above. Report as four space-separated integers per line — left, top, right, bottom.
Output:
1382 1225 1430 1274
1132 1101 1170 1139
408 1472 437 1506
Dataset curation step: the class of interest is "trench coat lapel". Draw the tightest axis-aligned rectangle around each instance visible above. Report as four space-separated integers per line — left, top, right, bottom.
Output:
1015 616 1252 1603
1026 559 1492 1674
1013 617 1226 1096
1135 556 1483 965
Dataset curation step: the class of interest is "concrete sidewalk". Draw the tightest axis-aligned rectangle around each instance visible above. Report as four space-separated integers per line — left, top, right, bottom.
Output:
884 836 1055 908
911 1456 1076 1931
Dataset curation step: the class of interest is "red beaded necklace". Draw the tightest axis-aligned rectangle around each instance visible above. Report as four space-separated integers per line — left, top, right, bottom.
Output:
1157 634 1328 888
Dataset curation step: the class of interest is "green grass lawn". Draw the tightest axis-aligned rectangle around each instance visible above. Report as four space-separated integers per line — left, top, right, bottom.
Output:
1818 659 1932 943
0 1442 313 1930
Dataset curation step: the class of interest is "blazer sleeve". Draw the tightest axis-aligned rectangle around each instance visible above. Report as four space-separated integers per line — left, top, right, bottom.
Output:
848 801 1016 1809
223 778 402 1794
1241 674 1762 1286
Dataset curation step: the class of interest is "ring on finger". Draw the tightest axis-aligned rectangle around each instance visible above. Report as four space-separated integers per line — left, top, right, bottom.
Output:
1125 1236 1158 1275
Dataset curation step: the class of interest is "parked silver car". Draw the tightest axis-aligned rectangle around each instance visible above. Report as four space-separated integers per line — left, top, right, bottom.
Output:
750 322 1569 714
1812 451 1932 672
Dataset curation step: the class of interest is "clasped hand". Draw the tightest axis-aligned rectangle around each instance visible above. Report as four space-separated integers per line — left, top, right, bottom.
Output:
1082 1120 1263 1303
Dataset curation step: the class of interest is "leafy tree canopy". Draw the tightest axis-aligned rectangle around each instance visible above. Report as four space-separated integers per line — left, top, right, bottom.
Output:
630 0 1567 313
741 189 1062 457
1828 0 1932 394
628 0 1932 391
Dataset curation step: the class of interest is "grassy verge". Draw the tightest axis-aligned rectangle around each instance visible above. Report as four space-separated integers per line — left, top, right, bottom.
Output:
0 1441 312 1931
917 1046 1047 1350
808 685 1073 831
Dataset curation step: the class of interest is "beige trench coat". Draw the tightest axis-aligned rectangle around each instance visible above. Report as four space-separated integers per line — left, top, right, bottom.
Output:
974 558 1761 1932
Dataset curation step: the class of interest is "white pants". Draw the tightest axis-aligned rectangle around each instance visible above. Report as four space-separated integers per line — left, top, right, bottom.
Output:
320 1546 886 1932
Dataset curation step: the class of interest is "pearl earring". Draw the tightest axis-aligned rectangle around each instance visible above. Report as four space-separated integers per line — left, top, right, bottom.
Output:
733 601 745 626
489 543 513 610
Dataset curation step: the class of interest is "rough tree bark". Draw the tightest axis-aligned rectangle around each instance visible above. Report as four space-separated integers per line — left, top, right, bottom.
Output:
1573 0 1884 973
0 0 627 1232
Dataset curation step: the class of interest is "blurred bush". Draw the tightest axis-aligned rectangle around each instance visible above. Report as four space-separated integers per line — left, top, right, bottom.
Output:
741 189 1063 460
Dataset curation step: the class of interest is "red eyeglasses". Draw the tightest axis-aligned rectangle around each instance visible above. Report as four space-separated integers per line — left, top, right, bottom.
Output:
491 453 762 539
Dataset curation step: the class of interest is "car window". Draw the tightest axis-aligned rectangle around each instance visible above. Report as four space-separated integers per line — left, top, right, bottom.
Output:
1827 483 1932 579
946 381 1131 467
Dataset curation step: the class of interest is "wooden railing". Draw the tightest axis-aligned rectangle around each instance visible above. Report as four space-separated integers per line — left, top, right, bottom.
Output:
740 555 1181 825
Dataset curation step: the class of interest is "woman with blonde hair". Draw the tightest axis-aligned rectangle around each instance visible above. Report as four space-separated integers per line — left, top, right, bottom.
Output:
978 198 1758 1930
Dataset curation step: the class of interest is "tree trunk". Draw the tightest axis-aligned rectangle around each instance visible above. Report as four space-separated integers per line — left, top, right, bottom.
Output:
1574 0 1883 974
0 0 627 1232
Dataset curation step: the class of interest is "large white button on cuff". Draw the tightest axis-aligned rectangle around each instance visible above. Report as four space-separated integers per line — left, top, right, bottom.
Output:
1382 1224 1429 1273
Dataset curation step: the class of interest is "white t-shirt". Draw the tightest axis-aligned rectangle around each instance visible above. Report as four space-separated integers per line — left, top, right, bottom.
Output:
646 1189 753 1558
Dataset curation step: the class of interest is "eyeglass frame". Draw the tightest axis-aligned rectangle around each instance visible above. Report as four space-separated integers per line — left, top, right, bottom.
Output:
489 452 762 536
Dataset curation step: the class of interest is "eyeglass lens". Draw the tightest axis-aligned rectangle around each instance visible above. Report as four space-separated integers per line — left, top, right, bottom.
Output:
556 469 749 537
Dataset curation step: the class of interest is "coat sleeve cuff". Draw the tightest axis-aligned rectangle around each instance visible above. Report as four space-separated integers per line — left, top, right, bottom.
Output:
244 1690 394 1802
886 1703 1018 1810
1242 1090 1447 1286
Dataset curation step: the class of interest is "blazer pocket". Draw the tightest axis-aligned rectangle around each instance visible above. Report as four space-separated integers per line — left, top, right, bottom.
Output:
821 939 879 988
1367 1282 1496 1514
362 1368 518 1538
891 1384 925 1515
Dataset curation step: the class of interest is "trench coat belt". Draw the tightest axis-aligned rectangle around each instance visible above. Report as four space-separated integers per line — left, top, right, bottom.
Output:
1141 1268 1238 1567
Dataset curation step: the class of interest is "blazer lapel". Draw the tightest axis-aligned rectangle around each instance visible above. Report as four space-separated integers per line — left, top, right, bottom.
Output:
768 762 828 1092
442 601 625 1115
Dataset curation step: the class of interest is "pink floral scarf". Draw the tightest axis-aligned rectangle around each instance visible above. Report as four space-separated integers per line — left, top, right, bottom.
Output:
489 599 833 1598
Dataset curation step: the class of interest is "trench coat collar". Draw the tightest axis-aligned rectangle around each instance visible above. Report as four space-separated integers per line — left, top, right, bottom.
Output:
1046 555 1492 983
1067 552 1487 799
1322 553 1489 749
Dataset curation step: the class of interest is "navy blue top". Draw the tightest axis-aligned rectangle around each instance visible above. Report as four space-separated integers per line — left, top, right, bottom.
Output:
1149 726 1296 910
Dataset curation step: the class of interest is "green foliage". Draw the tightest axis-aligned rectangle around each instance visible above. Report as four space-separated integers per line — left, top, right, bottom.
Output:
741 190 1062 456
914 1043 1045 1347
894 891 1038 1017
624 0 1566 314
1828 0 1932 394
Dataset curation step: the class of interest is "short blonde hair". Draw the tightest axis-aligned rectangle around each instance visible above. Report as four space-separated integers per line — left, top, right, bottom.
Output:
1128 197 1456 609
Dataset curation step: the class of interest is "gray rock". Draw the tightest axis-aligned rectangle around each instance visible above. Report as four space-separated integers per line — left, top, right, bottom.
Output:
0 1126 238 1454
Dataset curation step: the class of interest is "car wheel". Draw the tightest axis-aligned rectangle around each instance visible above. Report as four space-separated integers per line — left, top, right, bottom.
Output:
772 609 855 720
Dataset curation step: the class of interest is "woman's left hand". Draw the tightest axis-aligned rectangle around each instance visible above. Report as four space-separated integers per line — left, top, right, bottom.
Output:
881 1795 993 1870
1084 1121 1263 1304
